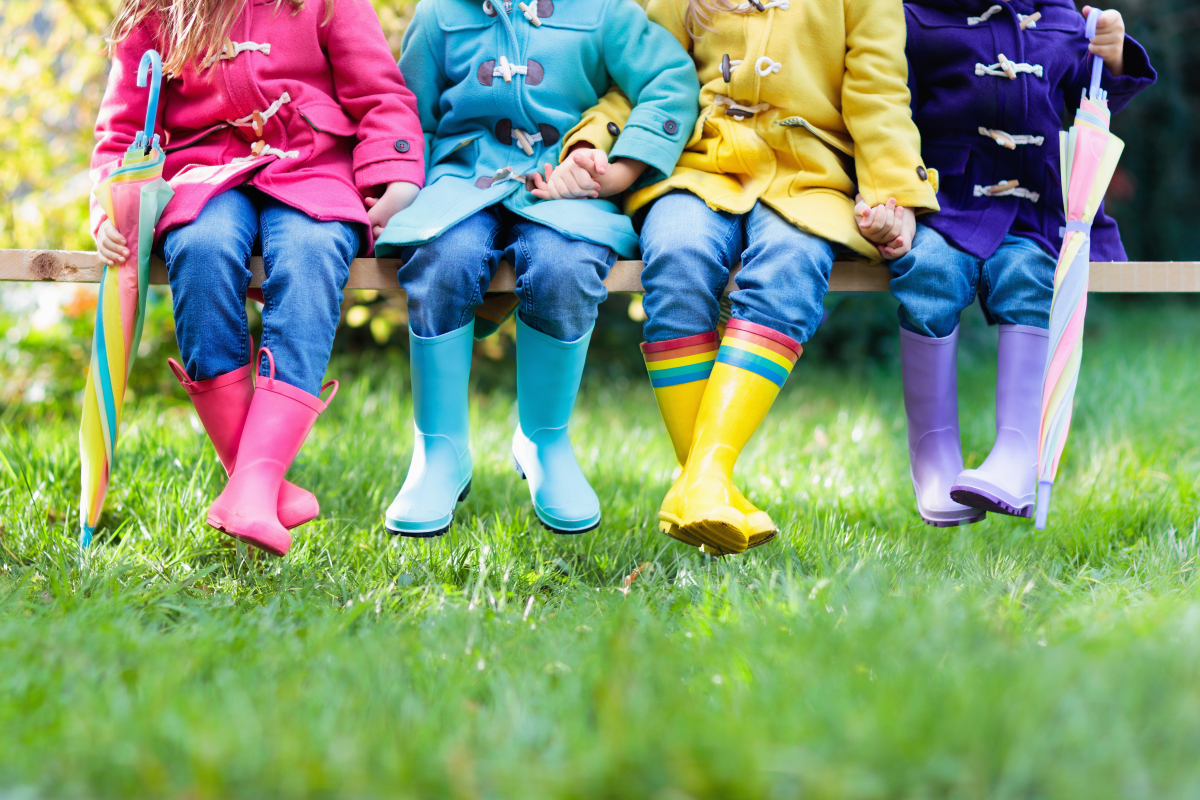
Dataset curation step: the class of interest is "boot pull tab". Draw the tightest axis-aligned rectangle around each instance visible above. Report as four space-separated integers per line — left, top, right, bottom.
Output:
318 380 339 408
167 358 192 387
258 346 277 381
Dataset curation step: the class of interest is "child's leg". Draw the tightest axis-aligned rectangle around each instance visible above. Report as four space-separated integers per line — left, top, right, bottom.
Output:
506 220 615 534
888 225 986 527
951 235 1054 518
638 192 775 550
257 198 359 396
162 189 320 531
386 210 504 537
671 202 826 554
205 197 358 556
162 188 258 382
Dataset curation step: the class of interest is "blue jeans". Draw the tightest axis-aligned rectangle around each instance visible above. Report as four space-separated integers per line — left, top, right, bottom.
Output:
889 224 1056 338
398 206 615 341
163 188 358 396
639 191 835 343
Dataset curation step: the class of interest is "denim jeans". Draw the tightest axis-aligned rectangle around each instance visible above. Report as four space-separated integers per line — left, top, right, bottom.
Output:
889 224 1056 338
162 187 358 396
398 206 615 342
639 191 835 343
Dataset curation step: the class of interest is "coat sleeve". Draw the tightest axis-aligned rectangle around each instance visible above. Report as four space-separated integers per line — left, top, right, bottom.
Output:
1061 31 1156 117
842 0 939 213
321 0 425 191
91 22 165 238
601 0 700 186
397 1 449 170
560 88 634 160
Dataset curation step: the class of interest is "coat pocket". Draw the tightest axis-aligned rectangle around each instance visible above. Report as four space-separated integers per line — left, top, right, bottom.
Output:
923 142 971 177
299 103 359 138
429 133 484 180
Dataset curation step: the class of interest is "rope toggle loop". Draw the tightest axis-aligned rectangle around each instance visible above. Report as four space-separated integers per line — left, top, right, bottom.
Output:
755 56 782 77
978 127 1045 149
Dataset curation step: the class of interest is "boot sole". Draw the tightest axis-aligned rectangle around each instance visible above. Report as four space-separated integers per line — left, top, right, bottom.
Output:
513 455 599 535
922 511 986 528
950 487 1032 518
661 519 776 553
206 516 288 557
385 482 472 539
679 517 749 556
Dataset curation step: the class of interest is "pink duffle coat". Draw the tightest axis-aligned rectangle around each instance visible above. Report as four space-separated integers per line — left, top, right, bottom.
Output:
91 0 425 253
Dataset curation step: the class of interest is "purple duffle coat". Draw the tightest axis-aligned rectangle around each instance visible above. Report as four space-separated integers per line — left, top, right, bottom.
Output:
904 0 1155 261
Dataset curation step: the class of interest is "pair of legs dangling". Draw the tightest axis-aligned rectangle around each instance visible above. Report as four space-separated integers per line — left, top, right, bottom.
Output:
640 192 835 555
164 188 357 555
890 224 1056 525
385 206 615 536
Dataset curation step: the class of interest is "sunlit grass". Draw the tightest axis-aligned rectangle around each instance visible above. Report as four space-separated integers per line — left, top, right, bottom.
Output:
2 300 1200 798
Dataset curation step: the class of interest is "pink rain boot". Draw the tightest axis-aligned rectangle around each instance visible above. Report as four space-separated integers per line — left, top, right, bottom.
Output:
206 348 337 556
900 325 985 527
951 324 1049 518
169 354 319 530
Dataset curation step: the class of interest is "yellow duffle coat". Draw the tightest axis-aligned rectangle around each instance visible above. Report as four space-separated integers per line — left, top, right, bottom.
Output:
566 0 940 260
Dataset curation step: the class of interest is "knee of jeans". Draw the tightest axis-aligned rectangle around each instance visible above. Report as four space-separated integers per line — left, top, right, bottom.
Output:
164 222 247 271
522 249 607 310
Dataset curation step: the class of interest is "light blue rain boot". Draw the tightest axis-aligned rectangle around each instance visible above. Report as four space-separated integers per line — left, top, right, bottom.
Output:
385 322 474 537
511 317 601 534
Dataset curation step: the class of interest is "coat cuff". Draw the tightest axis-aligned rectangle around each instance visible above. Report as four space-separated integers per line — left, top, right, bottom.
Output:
354 139 425 192
608 111 688 188
561 113 621 161
1101 36 1156 99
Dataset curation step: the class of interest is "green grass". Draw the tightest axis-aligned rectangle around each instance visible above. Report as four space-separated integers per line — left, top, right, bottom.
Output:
3 299 1200 799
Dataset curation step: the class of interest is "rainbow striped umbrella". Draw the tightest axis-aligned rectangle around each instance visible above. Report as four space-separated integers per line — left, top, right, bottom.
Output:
1034 17 1125 530
80 51 174 547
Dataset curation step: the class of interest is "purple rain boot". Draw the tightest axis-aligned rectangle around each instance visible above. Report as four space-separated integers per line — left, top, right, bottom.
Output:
900 326 986 528
951 324 1050 518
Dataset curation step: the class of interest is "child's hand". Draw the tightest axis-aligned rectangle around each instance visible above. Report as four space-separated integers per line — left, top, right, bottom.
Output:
1083 7 1125 76
530 150 603 200
855 195 904 244
96 219 129 266
530 147 649 201
855 195 914 260
365 181 420 239
877 207 916 260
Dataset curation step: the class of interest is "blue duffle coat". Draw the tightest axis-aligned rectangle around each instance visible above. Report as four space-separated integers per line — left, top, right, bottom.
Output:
374 0 700 258
905 0 1155 261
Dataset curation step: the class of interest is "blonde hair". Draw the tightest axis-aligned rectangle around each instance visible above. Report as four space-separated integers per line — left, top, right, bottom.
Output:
106 0 334 77
685 0 755 34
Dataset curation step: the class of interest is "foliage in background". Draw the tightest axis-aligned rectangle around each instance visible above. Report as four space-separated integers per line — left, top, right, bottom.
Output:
0 0 1196 406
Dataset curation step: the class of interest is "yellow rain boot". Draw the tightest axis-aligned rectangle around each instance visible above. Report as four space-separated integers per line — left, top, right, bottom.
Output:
642 332 778 551
674 319 801 554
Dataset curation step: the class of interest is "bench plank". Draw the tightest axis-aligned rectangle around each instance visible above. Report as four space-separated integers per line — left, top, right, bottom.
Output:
2 250 1198 293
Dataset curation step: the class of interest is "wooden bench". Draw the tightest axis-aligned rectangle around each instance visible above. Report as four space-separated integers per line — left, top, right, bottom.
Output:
3 249 1200 292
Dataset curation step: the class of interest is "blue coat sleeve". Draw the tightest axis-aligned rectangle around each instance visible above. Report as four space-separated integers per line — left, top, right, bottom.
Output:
1062 33 1156 116
398 1 450 167
601 0 701 186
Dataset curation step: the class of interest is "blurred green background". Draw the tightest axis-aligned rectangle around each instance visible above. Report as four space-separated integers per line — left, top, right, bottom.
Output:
0 0 1196 414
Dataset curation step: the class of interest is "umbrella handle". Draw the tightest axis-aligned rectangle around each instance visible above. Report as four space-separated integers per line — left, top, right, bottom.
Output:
1084 9 1103 101
136 50 163 152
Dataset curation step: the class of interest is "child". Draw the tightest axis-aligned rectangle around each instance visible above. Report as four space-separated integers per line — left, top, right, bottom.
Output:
892 1 1155 525
93 0 425 556
569 0 939 554
375 0 699 536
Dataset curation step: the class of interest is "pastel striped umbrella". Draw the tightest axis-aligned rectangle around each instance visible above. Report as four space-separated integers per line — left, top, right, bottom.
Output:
79 51 174 547
1034 15 1125 529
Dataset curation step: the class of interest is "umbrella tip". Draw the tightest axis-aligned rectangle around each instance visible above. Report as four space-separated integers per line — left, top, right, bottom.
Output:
79 525 94 549
1034 481 1053 530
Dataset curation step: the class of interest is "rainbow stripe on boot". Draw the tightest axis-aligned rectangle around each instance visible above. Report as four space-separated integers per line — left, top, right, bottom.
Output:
673 319 801 554
642 328 780 552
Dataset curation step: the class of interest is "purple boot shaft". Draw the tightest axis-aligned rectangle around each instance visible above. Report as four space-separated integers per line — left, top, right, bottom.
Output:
951 324 1049 518
900 326 985 528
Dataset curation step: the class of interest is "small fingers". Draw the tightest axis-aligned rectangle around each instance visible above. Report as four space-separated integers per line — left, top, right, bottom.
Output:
364 196 378 208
